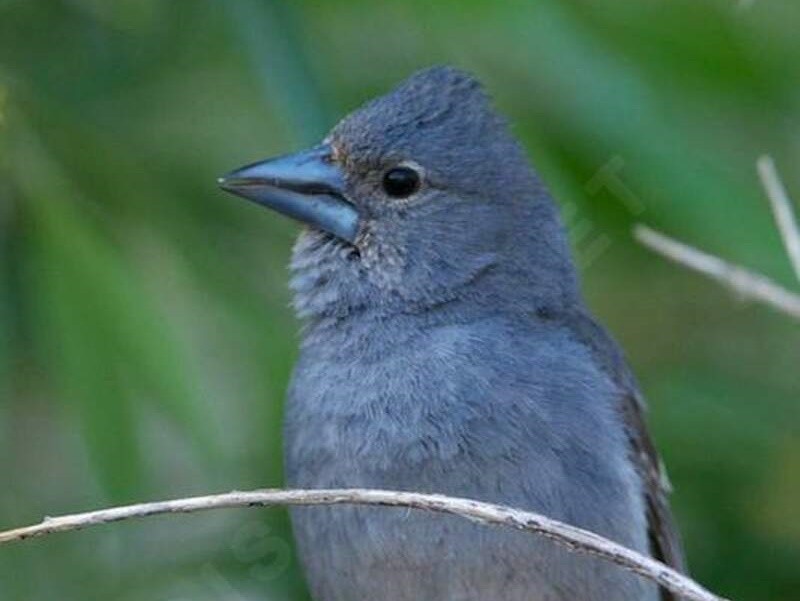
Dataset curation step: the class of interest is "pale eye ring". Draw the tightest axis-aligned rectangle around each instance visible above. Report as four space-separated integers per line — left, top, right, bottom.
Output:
382 165 421 198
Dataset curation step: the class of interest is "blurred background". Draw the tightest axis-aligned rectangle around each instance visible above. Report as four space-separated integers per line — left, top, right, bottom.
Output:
1 0 799 599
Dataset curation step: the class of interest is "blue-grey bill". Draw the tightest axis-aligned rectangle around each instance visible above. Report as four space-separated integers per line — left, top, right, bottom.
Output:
218 144 360 243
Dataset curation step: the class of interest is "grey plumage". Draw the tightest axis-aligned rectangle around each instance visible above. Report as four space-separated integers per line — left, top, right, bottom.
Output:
263 66 684 600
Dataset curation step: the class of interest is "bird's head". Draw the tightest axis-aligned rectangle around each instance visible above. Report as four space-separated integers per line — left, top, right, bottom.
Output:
220 66 579 320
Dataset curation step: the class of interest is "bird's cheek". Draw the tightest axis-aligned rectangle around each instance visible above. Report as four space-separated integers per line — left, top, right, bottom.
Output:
356 220 409 290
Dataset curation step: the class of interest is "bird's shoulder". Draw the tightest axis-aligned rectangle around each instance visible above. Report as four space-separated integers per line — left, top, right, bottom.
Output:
550 308 687 587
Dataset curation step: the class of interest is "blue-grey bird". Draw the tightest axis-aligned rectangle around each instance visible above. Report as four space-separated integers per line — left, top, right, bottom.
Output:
219 66 685 601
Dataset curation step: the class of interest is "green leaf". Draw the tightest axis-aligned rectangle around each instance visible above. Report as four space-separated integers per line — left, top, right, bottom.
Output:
11 123 218 500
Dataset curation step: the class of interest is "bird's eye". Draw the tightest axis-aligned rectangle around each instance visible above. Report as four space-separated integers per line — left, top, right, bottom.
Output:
382 166 421 198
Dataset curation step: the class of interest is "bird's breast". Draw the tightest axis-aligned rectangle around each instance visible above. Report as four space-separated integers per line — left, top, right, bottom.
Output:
282 315 657 601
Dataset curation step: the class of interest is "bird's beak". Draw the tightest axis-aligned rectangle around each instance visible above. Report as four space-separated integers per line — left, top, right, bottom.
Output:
218 144 359 243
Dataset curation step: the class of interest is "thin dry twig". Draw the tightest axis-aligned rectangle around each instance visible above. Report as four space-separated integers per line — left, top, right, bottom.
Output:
634 224 800 320
0 487 725 601
757 155 800 284
636 156 800 320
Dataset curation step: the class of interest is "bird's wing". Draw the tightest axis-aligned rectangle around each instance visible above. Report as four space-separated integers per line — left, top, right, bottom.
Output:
564 310 686 598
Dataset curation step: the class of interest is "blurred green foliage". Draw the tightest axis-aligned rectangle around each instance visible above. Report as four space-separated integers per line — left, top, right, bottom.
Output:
1 1 799 599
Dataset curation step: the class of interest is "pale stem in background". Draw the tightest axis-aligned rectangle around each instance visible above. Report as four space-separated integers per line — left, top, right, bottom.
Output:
757 155 800 284
634 225 800 320
0 488 726 601
635 156 800 320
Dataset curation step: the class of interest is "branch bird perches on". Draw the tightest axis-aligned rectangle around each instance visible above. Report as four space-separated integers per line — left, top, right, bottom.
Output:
0 487 726 601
